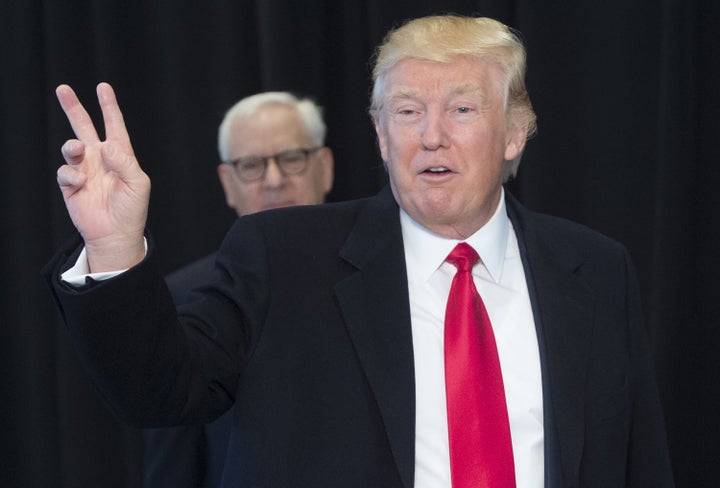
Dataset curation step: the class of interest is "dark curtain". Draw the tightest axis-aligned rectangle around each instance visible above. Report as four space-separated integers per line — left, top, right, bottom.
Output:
2 0 717 486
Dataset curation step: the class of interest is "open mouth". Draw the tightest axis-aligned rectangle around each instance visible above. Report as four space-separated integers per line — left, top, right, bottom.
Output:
423 166 451 174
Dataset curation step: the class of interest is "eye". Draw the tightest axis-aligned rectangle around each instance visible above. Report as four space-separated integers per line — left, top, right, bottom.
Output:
387 100 421 115
386 99 424 124
396 108 417 116
456 106 472 114
239 159 262 171
279 151 305 164
390 106 422 122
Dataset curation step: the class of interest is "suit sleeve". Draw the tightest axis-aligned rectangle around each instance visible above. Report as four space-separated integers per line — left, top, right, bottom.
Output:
43 225 268 428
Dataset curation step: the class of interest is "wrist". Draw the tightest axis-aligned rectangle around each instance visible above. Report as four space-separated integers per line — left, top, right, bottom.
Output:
85 233 146 273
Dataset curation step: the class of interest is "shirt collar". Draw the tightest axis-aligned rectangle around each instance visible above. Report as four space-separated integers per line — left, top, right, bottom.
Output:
400 188 509 283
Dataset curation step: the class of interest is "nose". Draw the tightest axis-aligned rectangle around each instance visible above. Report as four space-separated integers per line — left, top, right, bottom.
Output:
262 158 286 188
420 110 450 150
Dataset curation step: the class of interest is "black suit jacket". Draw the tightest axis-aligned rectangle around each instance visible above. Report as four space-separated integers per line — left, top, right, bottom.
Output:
143 252 231 488
45 186 673 487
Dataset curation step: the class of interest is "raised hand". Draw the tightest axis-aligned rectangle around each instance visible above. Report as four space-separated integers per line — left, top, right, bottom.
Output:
56 82 150 272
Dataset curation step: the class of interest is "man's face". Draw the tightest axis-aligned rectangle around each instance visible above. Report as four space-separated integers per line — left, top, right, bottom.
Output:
218 104 333 216
375 56 526 239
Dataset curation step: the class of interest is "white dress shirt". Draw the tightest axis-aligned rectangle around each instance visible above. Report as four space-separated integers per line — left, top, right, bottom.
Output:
402 190 544 488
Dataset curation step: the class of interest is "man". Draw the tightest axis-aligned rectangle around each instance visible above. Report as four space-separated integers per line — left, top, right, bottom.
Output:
159 91 333 301
46 15 674 487
144 92 334 487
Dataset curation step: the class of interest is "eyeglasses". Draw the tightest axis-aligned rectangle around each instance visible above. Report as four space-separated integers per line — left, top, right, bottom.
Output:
228 147 322 182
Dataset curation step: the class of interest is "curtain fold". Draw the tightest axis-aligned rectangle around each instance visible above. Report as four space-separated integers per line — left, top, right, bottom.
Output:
651 1 720 487
2 0 716 485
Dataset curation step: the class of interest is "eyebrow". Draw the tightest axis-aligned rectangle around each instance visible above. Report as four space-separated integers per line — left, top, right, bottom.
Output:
447 83 486 97
385 88 418 103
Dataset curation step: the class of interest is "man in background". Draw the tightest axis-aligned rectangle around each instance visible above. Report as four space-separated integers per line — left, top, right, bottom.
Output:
144 91 334 488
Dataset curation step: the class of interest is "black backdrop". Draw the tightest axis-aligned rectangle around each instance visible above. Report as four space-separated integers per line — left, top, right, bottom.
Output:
2 0 718 486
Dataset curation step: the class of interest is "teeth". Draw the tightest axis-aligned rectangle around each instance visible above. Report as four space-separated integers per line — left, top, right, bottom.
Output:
428 167 448 172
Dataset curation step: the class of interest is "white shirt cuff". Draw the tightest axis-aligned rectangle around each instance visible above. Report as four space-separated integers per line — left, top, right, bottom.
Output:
60 239 148 286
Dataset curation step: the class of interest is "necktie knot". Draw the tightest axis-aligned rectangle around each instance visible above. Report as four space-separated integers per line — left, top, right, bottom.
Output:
446 242 480 272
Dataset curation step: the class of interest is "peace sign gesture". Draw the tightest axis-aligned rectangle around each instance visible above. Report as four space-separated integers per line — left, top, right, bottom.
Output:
56 82 150 272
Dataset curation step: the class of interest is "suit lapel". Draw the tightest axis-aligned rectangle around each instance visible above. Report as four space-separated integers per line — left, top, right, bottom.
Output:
334 188 416 488
507 193 594 486
332 188 595 487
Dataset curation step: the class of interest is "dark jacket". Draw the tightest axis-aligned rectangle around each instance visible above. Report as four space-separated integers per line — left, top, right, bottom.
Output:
143 251 230 488
45 186 674 487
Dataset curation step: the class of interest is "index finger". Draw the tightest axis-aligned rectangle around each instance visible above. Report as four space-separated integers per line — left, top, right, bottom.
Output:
56 84 101 143
96 82 134 154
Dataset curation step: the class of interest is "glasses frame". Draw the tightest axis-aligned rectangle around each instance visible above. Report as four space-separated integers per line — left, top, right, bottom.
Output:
228 146 323 182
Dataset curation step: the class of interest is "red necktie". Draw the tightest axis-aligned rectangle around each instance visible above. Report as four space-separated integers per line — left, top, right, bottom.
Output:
444 242 516 487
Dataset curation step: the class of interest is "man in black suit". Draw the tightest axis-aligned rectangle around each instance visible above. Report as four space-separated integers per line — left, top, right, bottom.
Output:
144 92 334 487
46 15 674 487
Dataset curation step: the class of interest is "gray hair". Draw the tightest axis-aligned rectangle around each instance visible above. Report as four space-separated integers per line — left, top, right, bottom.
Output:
218 92 326 162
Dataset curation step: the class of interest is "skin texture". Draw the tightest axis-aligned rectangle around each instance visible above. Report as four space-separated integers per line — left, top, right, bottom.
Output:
217 104 333 216
374 56 527 240
56 83 149 272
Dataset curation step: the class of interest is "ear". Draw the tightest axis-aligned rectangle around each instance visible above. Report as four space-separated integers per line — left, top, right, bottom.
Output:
504 124 527 162
319 147 335 195
374 117 389 163
217 164 237 208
